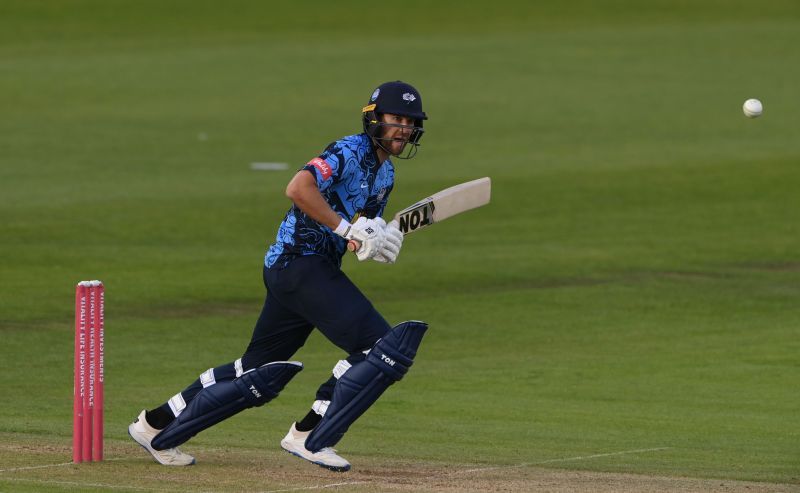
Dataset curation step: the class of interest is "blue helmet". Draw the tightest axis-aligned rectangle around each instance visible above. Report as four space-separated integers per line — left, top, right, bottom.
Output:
362 81 427 159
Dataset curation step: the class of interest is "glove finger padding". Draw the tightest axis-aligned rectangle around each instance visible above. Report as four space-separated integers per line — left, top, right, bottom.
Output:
386 221 403 244
374 219 403 263
383 229 402 247
381 237 400 255
372 252 391 263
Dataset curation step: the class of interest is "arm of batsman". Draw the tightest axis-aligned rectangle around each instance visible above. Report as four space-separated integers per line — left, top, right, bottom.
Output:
373 220 403 264
348 217 386 261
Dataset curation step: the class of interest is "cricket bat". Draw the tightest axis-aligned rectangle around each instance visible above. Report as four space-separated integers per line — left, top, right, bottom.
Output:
347 177 491 252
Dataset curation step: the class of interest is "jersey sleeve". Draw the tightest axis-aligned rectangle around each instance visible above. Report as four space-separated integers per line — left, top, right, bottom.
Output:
302 142 356 193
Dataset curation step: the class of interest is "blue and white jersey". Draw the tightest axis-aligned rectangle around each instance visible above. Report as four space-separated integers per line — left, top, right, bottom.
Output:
265 133 394 269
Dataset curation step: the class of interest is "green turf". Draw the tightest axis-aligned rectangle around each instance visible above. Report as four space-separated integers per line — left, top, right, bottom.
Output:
1 0 799 490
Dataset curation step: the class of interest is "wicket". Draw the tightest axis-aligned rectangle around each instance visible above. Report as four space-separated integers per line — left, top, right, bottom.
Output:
73 280 104 463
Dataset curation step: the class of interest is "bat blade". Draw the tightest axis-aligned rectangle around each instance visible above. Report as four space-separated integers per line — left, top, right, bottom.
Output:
395 177 491 235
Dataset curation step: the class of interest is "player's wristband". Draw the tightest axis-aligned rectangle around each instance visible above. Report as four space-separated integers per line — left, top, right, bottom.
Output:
334 218 352 238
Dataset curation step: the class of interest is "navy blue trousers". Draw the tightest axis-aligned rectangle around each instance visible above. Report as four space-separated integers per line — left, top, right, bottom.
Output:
164 255 391 415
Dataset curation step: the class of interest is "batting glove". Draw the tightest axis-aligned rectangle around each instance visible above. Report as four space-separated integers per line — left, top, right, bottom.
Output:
341 217 386 261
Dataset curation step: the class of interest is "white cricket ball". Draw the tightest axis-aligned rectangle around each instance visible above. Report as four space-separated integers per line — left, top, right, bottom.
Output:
743 98 763 118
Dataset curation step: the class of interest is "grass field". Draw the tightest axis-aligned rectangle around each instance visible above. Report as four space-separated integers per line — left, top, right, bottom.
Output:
1 1 799 491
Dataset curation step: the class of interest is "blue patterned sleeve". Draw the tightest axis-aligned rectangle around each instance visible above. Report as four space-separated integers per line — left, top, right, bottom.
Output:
302 142 357 193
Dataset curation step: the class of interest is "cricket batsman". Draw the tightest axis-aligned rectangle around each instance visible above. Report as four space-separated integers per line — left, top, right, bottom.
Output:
128 81 429 471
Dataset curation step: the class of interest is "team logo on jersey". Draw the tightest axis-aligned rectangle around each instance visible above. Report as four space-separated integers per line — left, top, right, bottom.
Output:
307 157 332 180
402 92 416 102
371 88 380 102
377 187 387 201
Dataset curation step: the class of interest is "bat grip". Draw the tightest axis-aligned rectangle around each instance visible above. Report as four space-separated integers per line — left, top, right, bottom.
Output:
347 239 361 252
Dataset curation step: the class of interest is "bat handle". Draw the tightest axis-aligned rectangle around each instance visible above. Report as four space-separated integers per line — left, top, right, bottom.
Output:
347 239 361 252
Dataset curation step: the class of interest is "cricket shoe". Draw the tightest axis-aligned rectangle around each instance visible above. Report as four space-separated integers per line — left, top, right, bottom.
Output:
281 422 351 472
128 410 196 466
